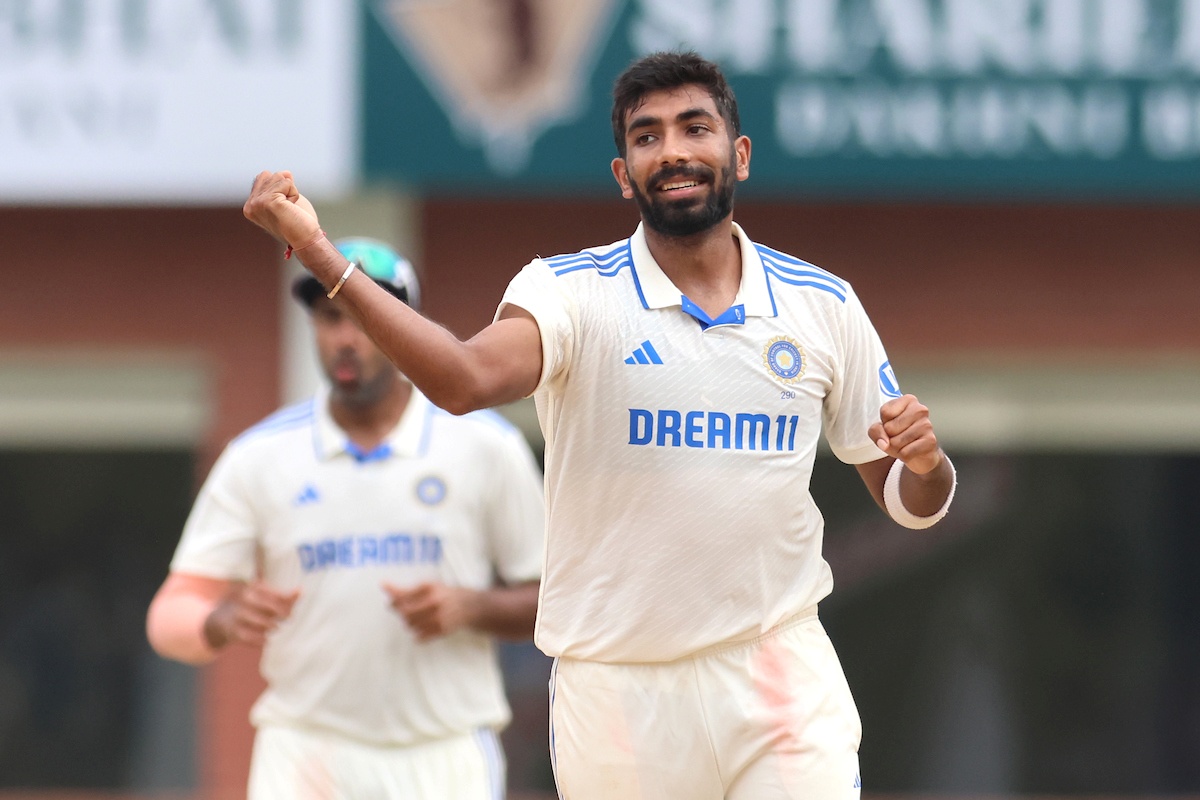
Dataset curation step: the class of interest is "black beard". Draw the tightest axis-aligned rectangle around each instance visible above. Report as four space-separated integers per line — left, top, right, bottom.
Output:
628 158 737 238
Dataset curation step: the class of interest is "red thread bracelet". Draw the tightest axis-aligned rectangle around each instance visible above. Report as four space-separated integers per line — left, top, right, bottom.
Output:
284 229 326 259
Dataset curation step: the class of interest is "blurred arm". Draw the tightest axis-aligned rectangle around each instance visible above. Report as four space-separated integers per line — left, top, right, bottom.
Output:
146 572 229 665
384 579 540 643
147 573 301 663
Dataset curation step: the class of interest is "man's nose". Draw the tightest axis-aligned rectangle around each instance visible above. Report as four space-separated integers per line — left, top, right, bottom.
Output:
333 317 369 346
659 130 691 165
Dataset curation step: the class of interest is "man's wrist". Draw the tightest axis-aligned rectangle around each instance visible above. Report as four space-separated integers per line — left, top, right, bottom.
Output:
202 605 231 650
284 228 326 260
906 448 945 476
884 455 956 529
295 238 355 293
459 587 486 631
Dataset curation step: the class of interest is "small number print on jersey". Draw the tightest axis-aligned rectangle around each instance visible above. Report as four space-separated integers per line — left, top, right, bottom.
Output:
763 336 806 385
415 475 447 505
878 360 902 398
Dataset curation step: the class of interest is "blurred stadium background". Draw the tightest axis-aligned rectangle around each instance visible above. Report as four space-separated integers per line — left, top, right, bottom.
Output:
3 1 1200 798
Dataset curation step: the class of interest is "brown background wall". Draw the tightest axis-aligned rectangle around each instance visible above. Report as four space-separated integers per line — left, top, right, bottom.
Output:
0 207 282 460
421 199 1200 356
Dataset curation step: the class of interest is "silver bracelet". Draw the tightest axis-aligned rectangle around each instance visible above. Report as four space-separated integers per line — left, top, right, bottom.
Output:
326 260 358 299
883 455 956 530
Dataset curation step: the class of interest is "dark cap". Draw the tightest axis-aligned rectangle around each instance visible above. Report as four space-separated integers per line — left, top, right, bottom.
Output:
293 237 421 311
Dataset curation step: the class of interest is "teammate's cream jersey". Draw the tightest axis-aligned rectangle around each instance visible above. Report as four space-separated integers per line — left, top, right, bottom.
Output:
498 222 897 663
169 387 545 746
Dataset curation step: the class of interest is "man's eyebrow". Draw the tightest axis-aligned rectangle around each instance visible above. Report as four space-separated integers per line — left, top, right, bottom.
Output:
626 113 661 133
676 108 717 124
626 107 717 135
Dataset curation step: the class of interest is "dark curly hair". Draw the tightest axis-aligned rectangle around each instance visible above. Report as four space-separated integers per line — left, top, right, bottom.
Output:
611 51 741 158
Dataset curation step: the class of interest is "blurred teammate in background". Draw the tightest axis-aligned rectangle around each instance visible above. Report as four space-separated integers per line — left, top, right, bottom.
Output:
243 51 956 800
146 238 545 799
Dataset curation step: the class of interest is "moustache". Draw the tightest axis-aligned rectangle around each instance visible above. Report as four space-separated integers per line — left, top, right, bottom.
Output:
332 352 361 371
648 165 713 192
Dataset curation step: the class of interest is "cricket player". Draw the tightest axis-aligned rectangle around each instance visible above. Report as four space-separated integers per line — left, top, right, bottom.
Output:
146 238 545 799
242 52 956 799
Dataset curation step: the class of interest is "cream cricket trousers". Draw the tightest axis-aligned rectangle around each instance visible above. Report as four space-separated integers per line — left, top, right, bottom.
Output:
549 609 862 800
247 723 506 800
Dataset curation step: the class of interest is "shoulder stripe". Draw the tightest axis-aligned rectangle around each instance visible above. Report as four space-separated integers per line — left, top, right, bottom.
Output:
754 244 847 288
541 242 626 267
542 242 632 278
763 265 847 302
234 400 315 444
554 256 631 278
759 251 847 302
757 251 847 291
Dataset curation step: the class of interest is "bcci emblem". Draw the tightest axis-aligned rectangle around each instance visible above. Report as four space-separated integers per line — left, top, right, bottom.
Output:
416 476 447 506
763 337 806 385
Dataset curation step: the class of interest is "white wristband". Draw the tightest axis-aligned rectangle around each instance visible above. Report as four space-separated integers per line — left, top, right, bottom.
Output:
326 260 357 299
883 455 956 530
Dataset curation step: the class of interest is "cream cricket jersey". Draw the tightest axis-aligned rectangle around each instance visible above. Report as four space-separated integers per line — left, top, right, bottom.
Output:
498 222 897 663
170 387 545 746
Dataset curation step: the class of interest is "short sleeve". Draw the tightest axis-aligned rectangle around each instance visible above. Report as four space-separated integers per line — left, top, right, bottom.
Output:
495 260 576 394
823 285 896 465
481 426 546 584
169 445 260 581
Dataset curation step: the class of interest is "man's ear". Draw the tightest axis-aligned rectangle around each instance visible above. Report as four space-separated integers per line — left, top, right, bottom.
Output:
735 135 751 182
611 158 635 199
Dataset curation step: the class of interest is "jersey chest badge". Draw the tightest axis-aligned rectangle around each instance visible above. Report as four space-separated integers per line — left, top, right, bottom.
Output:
416 475 447 506
763 336 806 385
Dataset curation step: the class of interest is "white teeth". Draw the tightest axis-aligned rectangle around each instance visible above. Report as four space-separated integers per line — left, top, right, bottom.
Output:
662 181 698 191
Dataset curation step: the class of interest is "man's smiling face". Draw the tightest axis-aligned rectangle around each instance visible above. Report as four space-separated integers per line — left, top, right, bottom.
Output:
612 84 750 238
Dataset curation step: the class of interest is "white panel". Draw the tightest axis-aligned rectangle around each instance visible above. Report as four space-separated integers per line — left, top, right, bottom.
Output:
0 1 357 205
0 353 211 448
896 358 1200 452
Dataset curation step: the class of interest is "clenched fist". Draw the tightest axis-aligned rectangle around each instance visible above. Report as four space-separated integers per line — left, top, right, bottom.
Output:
868 393 943 474
204 580 300 650
383 581 479 643
243 170 322 250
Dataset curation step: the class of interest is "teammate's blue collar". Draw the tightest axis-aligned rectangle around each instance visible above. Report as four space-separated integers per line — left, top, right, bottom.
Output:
344 441 394 463
311 384 433 463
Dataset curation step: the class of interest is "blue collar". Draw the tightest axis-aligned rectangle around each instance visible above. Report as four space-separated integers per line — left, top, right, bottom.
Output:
343 441 394 463
680 296 747 330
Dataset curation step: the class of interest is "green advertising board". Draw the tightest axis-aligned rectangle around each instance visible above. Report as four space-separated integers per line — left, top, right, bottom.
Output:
363 0 1200 200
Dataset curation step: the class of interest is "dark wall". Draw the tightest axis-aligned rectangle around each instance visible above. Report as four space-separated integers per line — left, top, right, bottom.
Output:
816 452 1200 793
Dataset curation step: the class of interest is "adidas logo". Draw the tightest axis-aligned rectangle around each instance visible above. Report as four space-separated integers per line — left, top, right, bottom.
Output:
294 484 321 506
624 340 663 365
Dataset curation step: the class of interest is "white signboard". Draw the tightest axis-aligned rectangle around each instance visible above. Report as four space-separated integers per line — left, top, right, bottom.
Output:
0 0 357 204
